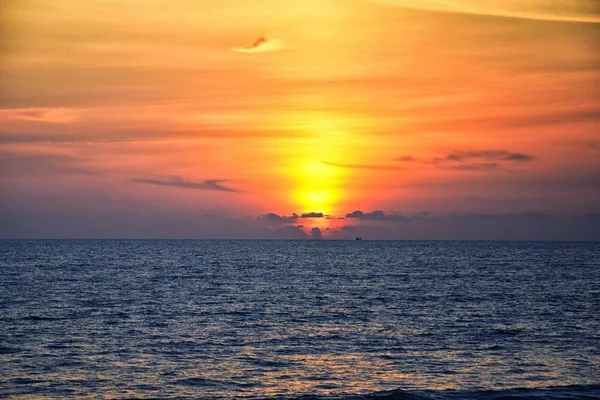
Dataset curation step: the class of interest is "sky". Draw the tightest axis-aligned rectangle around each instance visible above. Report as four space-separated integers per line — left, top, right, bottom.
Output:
1 0 599 240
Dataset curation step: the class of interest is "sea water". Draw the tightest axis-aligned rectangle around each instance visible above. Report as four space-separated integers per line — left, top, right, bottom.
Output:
1 240 599 399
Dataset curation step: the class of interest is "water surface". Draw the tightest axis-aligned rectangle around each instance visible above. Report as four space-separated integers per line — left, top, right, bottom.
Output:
1 240 599 398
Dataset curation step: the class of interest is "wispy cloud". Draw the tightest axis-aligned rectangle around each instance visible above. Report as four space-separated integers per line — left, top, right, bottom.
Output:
445 150 535 162
133 176 242 193
372 0 600 23
449 163 500 171
0 108 81 124
441 109 600 131
0 150 100 176
325 150 535 174
322 161 402 171
396 149 535 171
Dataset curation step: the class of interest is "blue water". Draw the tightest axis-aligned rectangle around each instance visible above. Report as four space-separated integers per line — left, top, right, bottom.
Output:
1 240 599 399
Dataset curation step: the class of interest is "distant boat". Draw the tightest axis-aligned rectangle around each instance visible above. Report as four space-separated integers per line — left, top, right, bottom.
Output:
355 237 362 241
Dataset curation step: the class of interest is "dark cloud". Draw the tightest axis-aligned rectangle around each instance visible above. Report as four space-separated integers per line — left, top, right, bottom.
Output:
133 176 241 193
310 227 323 240
0 205 313 239
345 210 408 221
446 150 535 162
505 152 534 161
262 212 325 228
337 212 600 241
346 210 376 219
447 162 500 171
396 149 535 171
273 225 309 240
261 213 299 224
2 198 598 240
301 212 324 218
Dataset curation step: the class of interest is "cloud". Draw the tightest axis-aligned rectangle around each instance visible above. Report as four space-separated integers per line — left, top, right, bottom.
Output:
346 210 376 219
0 205 314 239
505 153 535 161
372 0 600 24
509 109 600 128
396 149 535 171
274 225 309 240
133 176 241 193
447 162 500 171
232 38 285 54
0 150 100 176
0 107 81 124
310 227 323 240
0 126 298 144
337 211 600 241
2 196 598 240
261 213 299 224
255 213 310 238
301 212 324 218
422 108 600 132
345 210 408 221
445 150 535 162
261 211 324 226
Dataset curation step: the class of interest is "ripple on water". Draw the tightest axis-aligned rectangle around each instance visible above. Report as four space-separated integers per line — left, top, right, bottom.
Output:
0 240 599 398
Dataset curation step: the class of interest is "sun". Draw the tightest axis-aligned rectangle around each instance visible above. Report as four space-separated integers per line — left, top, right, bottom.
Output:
290 151 346 216
291 160 333 213
275 97 359 217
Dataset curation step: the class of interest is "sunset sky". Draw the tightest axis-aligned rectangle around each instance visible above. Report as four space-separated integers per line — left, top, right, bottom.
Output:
1 0 599 239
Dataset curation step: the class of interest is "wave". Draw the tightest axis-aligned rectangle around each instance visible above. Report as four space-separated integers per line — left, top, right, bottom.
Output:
259 385 600 399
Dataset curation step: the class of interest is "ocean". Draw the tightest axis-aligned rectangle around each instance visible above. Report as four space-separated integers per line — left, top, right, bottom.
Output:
1 240 599 399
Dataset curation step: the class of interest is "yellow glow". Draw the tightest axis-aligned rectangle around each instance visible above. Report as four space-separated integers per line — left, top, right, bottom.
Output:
281 108 354 215
292 159 341 214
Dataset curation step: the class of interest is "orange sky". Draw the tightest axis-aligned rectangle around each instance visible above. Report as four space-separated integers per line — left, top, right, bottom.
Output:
1 0 599 239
